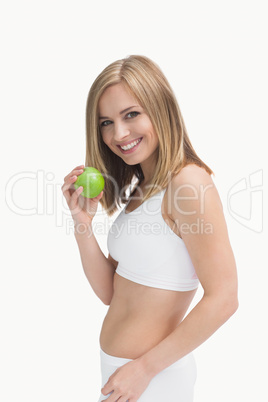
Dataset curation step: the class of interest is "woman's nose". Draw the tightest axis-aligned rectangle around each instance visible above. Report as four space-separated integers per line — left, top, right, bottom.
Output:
113 122 130 141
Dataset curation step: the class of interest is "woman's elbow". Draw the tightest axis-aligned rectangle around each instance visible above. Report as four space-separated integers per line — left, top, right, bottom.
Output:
95 288 113 305
100 291 113 306
102 298 112 306
227 294 239 316
205 287 239 321
220 289 239 319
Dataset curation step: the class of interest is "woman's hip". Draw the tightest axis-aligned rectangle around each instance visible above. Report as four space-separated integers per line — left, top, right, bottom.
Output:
98 348 197 402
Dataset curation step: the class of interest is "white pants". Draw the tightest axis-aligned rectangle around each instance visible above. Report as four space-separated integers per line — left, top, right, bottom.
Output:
98 349 197 401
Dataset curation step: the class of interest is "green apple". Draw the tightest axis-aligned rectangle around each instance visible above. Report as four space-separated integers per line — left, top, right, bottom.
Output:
74 167 105 198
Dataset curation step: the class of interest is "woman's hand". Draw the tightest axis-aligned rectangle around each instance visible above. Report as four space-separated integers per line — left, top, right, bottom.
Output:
61 164 104 230
101 359 152 402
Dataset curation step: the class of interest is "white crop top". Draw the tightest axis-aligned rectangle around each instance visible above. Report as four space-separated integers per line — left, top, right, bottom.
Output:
107 188 199 291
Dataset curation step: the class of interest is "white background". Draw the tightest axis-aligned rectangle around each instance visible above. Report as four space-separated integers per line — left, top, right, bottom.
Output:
1 1 267 401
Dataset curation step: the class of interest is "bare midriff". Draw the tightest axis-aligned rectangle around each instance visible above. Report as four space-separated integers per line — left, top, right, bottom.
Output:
100 182 197 359
99 273 197 359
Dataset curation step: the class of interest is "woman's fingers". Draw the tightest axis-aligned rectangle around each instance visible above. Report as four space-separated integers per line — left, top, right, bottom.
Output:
101 391 121 402
62 164 85 201
61 166 103 222
61 176 77 203
64 167 84 183
69 185 84 210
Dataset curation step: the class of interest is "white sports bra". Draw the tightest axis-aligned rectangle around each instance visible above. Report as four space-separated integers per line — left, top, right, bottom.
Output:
107 187 199 291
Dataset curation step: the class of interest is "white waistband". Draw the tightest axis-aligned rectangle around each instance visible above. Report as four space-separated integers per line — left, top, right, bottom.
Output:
100 348 194 370
100 348 133 366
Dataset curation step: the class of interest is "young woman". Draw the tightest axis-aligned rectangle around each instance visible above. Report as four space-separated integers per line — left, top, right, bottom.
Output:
62 55 238 401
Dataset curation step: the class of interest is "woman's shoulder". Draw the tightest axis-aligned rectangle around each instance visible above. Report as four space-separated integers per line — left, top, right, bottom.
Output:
170 163 214 188
166 163 219 217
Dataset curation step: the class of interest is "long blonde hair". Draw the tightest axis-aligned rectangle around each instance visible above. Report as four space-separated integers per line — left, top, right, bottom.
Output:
85 55 214 216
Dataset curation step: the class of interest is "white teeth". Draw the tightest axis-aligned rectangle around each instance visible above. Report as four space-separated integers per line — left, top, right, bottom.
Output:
120 138 141 151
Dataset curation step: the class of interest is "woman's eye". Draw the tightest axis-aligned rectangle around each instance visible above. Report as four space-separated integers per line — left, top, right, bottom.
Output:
100 112 139 128
100 120 112 127
126 111 139 118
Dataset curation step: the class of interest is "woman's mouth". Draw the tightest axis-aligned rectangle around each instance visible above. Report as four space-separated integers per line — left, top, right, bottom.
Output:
117 137 143 154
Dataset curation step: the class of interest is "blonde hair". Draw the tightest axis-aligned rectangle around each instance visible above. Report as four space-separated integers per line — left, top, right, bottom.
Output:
85 55 214 216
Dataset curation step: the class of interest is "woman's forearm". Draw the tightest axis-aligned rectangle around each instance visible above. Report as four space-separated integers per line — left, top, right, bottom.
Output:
139 292 239 377
75 225 115 305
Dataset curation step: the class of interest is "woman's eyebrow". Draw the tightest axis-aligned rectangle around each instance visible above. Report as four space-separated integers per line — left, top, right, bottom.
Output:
99 105 140 120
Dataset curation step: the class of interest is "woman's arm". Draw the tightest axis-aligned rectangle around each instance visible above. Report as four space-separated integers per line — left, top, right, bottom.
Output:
140 165 239 374
75 228 116 305
101 165 239 400
62 165 116 306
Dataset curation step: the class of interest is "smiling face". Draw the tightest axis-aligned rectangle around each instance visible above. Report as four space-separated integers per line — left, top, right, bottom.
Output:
98 83 159 175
